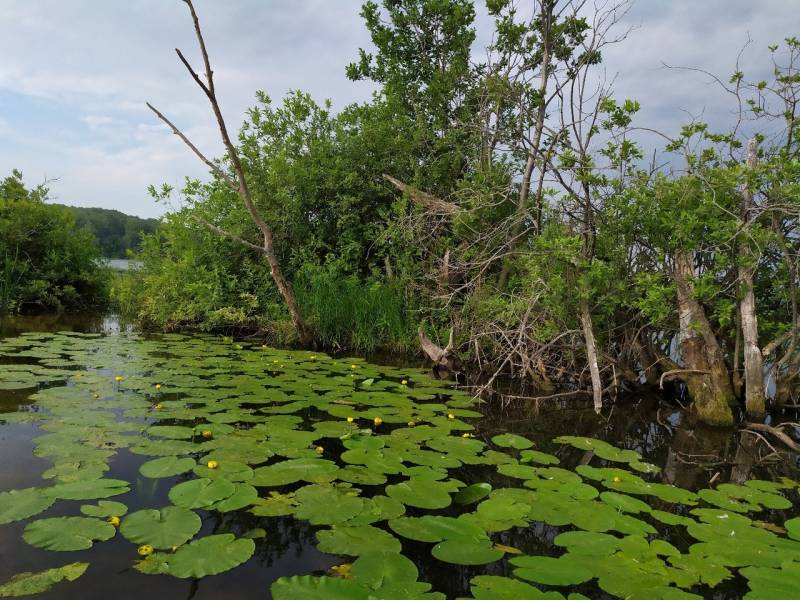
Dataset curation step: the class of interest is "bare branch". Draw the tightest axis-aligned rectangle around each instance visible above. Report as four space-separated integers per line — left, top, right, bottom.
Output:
193 216 266 254
146 102 238 192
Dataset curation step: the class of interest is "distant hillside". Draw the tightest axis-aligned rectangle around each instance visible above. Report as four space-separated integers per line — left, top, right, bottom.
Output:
54 205 158 258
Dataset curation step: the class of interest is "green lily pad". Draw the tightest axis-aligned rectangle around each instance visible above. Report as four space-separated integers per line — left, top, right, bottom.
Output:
168 477 235 509
0 562 89 597
492 433 534 449
167 534 255 578
385 479 453 509
139 456 196 479
80 500 128 518
431 539 504 565
120 507 201 549
0 488 56 525
511 555 594 586
271 575 370 600
23 517 116 551
316 525 402 556
454 483 492 505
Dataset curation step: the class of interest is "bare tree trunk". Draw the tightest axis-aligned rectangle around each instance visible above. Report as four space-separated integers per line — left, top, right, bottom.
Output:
674 250 735 426
738 138 766 416
497 0 554 290
148 0 311 346
579 299 603 412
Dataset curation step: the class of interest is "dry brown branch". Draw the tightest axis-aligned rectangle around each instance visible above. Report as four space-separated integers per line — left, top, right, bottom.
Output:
382 174 460 216
745 422 800 453
659 369 710 389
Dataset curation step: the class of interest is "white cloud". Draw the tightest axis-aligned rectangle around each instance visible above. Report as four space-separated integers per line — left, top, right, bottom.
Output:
0 0 798 217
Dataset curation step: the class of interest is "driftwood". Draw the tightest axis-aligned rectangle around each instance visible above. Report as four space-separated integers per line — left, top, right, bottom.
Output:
745 422 800 453
418 326 458 372
382 175 460 216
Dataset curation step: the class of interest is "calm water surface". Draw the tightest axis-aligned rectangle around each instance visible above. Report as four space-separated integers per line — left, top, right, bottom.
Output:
0 313 798 599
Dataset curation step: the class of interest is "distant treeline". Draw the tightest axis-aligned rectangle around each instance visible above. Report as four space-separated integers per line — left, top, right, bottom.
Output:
55 205 158 258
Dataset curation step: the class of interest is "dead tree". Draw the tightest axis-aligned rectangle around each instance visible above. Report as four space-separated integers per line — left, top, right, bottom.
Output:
738 138 766 416
147 0 311 345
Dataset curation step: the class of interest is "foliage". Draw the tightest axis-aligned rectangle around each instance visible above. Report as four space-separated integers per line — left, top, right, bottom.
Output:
1 330 800 596
56 205 157 258
0 170 109 314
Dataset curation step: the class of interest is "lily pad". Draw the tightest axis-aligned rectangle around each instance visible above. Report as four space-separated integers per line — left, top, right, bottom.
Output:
120 507 201 549
0 562 89 597
167 534 255 578
23 517 116 551
139 456 196 479
0 488 56 525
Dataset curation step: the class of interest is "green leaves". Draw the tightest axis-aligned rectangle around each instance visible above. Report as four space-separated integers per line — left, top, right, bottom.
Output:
0 562 89 597
139 456 196 478
23 517 116 551
385 479 454 509
168 477 235 509
0 488 55 525
166 534 255 579
120 507 202 549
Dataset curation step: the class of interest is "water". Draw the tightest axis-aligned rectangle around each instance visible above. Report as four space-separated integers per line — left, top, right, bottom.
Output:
0 313 798 599
102 259 142 271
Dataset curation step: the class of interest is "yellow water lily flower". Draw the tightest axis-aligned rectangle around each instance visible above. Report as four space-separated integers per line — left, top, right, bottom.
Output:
114 375 124 382
315 446 324 455
612 476 622 483
447 413 455 420
137 544 154 557
350 364 357 369
92 393 99 399
206 460 219 470
373 416 383 426
462 433 474 438
153 403 163 410
108 516 121 527
401 380 408 385
346 416 354 423
201 430 213 439
407 421 415 427
155 383 161 390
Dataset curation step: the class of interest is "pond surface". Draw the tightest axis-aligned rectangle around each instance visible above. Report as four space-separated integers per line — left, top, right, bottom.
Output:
1 316 799 599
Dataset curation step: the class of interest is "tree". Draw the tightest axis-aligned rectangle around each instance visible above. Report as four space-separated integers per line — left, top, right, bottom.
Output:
147 0 311 345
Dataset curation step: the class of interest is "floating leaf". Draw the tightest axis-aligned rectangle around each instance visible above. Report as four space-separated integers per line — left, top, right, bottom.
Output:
120 507 201 549
23 517 116 551
0 488 55 525
139 456 196 479
80 500 128 518
0 562 89 597
454 483 492 505
492 433 533 449
167 534 255 578
168 477 235 509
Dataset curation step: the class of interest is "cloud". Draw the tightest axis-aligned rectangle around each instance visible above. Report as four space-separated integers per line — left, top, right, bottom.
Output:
0 1 798 217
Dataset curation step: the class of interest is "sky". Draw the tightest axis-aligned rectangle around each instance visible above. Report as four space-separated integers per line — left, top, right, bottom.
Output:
0 0 797 219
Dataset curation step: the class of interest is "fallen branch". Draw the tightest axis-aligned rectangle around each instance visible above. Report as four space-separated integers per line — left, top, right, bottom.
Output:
383 174 460 216
745 422 800 453
659 369 710 389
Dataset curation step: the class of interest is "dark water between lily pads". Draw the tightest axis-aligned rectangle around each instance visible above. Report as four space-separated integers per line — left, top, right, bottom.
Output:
1 313 800 599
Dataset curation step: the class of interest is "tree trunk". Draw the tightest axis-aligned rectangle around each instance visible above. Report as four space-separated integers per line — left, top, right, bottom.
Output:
579 299 603 412
674 250 735 426
738 138 766 416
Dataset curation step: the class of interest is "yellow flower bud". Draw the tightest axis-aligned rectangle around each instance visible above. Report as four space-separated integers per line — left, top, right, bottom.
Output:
201 430 213 439
108 516 121 527
315 446 324 455
206 460 219 470
447 413 455 420
153 404 163 410
407 421 415 427
137 544 154 556
373 416 383 426
155 383 161 390
401 380 408 385
346 416 354 423
114 375 124 381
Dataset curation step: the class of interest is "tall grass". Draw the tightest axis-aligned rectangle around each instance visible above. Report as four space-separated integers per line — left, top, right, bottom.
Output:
295 265 415 353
